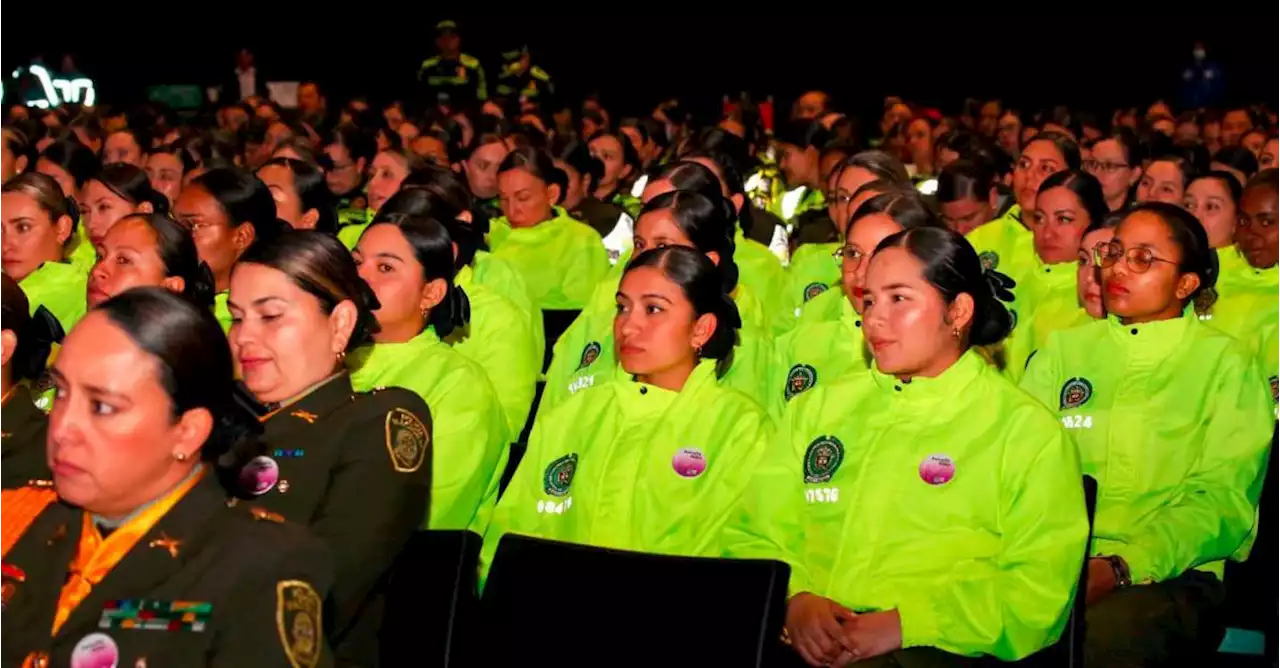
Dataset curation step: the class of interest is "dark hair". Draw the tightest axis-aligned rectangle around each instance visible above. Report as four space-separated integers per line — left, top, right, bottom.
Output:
1098 127 1140 166
2 125 36 174
40 139 100 191
363 215 471 338
638 190 740 294
1147 149 1202 188
375 186 487 268
179 132 237 173
875 227 1015 346
326 124 376 165
559 140 604 191
2 171 78 243
239 230 381 349
937 159 996 204
122 213 216 308
401 164 476 215
258 158 337 234
88 163 169 214
848 190 939 232
146 141 197 174
1 274 62 383
1024 131 1082 171
94 288 260 468
774 120 831 150
497 145 565 188
1086 208 1128 235
683 130 748 195
191 167 283 250
106 126 152 155
838 150 911 187
1189 171 1244 204
623 246 742 375
648 161 723 203
1124 202 1217 305
1211 146 1260 181
1244 168 1279 195
1036 170 1109 229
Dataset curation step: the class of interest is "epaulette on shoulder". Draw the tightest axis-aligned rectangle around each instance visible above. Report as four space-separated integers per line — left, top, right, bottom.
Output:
460 54 480 68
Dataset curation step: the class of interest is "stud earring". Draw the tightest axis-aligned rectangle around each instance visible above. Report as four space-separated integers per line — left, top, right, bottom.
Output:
173 451 188 462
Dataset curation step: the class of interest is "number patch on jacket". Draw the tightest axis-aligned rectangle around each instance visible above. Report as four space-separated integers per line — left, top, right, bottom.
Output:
1061 415 1093 429
805 487 840 504
537 497 573 514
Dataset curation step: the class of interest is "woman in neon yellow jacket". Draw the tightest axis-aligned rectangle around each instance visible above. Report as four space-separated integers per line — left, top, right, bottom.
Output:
1199 170 1277 355
966 131 1080 292
542 189 773 413
174 168 284 332
1002 170 1109 379
374 185 541 436
337 148 429 249
1 173 87 334
1021 203 1272 665
771 190 940 418
482 246 770 585
34 140 99 272
348 215 509 533
726 226 1087 665
488 146 609 310
780 151 911 329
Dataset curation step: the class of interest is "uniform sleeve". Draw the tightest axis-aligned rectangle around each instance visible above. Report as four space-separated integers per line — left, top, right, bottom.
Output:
1018 333 1063 412
719 397 815 596
1121 351 1273 583
212 535 335 668
310 401 431 640
458 302 538 438
564 234 610 308
426 371 509 532
895 416 1088 660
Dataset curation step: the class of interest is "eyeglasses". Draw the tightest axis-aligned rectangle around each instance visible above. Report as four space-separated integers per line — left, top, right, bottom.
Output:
1083 159 1130 175
832 244 866 266
1098 241 1178 273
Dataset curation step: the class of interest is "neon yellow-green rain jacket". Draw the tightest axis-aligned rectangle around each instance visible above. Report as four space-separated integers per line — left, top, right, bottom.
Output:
67 224 96 273
778 242 841 331
1021 315 1273 583
1003 260 1091 381
451 265 540 436
767 184 825 224
769 287 869 419
488 208 609 310
348 328 510 534
213 292 232 333
723 351 1087 660
481 361 773 584
965 205 1036 289
734 229 786 330
19 261 87 334
1201 248 1278 356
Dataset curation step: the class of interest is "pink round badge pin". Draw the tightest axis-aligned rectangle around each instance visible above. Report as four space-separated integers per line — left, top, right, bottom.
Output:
672 447 707 478
71 632 119 668
240 456 280 496
919 454 956 485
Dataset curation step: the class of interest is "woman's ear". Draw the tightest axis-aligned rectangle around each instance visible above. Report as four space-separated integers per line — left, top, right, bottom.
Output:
987 186 1000 211
13 155 28 175
546 182 563 205
948 293 976 337
730 193 745 216
299 208 320 231
161 276 187 296
1128 167 1142 187
691 312 718 352
705 250 722 267
1174 272 1201 302
450 242 460 264
328 300 359 354
232 222 257 253
55 215 74 245
456 209 472 223
420 277 447 314
172 406 214 463
137 201 154 215
1 329 17 368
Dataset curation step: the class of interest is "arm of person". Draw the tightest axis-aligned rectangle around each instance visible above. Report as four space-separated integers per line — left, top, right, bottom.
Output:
425 371 509 531
309 399 432 640
1017 334 1063 412
1120 352 1273 583
894 421 1088 660
564 234 611 308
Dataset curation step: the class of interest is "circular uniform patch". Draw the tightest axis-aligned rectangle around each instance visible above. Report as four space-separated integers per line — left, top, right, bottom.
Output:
803 282 829 302
919 454 956 485
240 456 279 496
803 436 845 484
1059 377 1093 410
671 447 707 478
978 250 999 271
543 453 579 497
578 342 602 370
71 632 118 668
785 364 818 402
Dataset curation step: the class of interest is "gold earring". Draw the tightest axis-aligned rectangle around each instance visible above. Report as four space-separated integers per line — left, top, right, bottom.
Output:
335 351 347 363
952 327 961 340
173 451 187 462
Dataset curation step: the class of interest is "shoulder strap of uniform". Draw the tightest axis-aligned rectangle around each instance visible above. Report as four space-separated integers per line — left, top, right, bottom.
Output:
460 53 480 68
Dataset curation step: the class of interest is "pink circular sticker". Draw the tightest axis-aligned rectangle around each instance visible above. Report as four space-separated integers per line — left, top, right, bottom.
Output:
71 632 119 668
919 454 956 485
240 456 279 496
672 447 707 478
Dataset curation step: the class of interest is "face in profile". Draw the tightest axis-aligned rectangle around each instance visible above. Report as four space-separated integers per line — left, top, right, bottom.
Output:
146 152 185 206
1 191 71 282
1076 227 1115 319
614 264 713 383
87 217 175 308
464 142 510 200
173 184 251 291
367 153 409 213
228 262 351 404
841 213 903 315
47 311 202 516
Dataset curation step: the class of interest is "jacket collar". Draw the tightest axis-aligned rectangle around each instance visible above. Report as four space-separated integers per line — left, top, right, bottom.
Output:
349 329 443 379
613 360 718 420
1105 311 1193 357
871 349 986 406
260 373 355 437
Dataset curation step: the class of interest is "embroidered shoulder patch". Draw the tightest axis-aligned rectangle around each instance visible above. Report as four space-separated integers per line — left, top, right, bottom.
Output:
1059 377 1093 410
384 409 429 473
578 342 602 370
276 580 322 668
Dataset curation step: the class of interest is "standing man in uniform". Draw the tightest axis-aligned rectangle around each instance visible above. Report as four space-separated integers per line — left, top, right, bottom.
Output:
495 45 555 113
418 20 487 114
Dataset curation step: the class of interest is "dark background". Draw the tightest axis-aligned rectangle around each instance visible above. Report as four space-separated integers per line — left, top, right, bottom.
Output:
4 15 1276 123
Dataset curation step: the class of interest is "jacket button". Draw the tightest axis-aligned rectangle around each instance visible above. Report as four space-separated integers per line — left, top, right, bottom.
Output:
894 385 902 392
1130 328 1138 335
639 387 648 395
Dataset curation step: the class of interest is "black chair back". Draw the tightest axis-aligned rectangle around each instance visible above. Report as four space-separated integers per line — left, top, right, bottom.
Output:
541 309 582 373
480 535 789 667
380 530 480 667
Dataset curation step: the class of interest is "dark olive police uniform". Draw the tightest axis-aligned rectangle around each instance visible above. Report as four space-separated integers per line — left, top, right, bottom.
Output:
2 386 50 488
233 373 432 666
2 474 334 668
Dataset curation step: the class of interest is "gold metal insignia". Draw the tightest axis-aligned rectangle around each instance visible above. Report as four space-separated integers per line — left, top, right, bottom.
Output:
147 533 182 559
384 408 429 474
290 410 318 424
276 580 323 668
251 507 285 523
